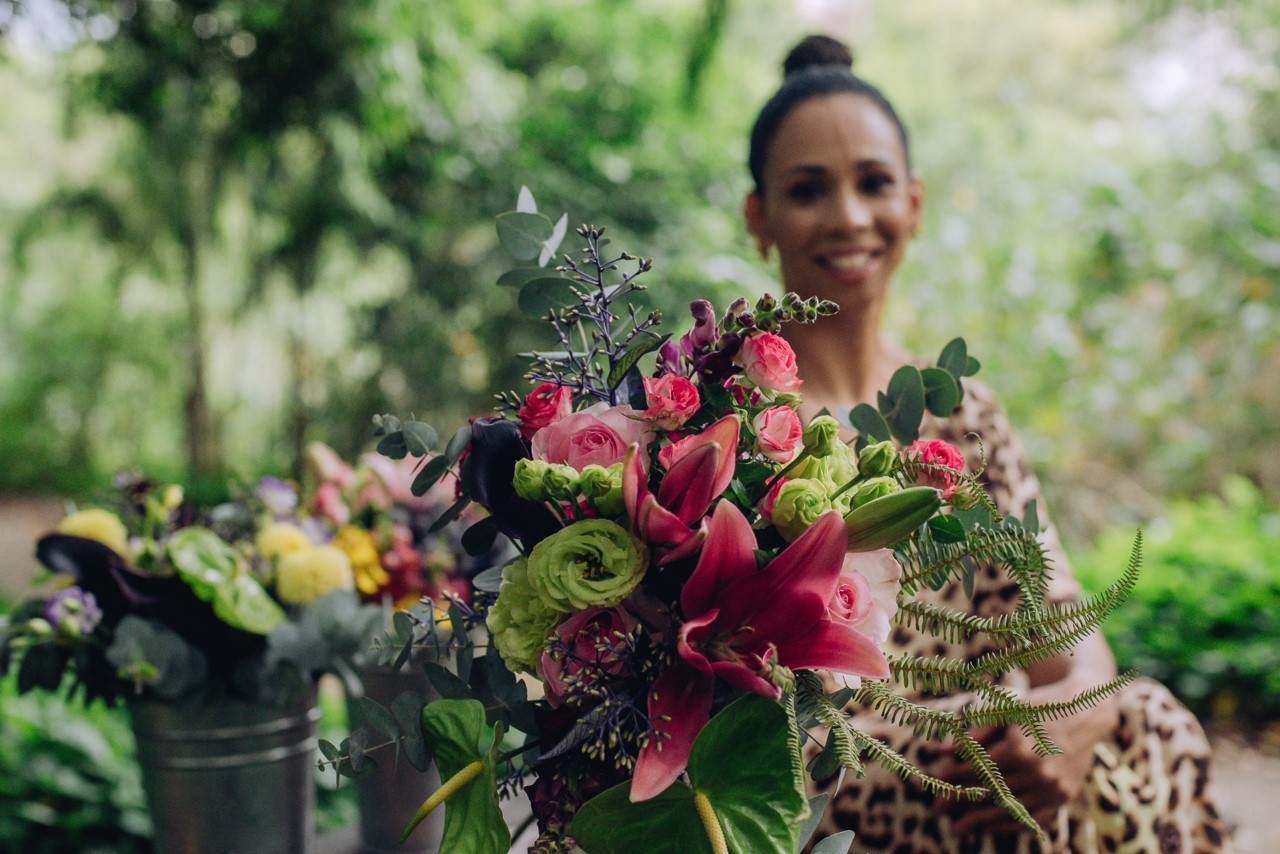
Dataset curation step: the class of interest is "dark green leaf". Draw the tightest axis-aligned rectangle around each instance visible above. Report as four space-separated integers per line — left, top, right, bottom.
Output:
607 333 671 391
1023 500 1040 534
928 515 968 544
412 455 451 497
517 277 577 316
808 728 842 782
496 212 553 261
418 700 509 852
799 793 831 849
372 413 401 435
922 367 961 417
964 356 981 377
392 691 432 771
347 728 369 773
422 660 473 701
497 267 548 288
829 687 856 709
428 496 471 533
937 337 968 379
392 611 414 643
355 696 400 742
377 431 408 460
461 517 500 556
879 366 926 444
445 426 472 464
317 739 341 763
16 643 68 693
402 421 439 457
847 403 891 443
811 830 857 853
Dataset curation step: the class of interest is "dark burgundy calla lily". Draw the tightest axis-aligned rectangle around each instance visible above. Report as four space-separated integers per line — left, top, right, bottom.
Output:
461 417 561 549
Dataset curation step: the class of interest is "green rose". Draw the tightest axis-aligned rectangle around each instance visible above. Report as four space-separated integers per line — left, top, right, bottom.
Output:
487 557 564 673
544 464 581 502
858 440 897 478
579 463 625 517
771 478 833 542
513 459 553 502
802 415 843 458
848 476 901 511
526 520 649 611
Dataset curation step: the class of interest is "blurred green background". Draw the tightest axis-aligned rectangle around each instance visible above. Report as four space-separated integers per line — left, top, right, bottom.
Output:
0 0 1278 846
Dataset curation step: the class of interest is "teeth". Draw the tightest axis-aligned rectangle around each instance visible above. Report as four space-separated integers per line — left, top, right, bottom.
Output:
826 252 872 271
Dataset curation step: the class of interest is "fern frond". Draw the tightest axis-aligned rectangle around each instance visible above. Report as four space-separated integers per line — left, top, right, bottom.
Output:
895 526 1051 600
961 671 1138 734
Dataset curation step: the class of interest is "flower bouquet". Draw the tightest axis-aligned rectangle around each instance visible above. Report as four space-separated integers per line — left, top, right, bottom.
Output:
329 191 1138 854
0 475 382 852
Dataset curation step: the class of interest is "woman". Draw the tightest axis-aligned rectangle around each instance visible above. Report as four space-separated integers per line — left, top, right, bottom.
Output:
745 35 1231 853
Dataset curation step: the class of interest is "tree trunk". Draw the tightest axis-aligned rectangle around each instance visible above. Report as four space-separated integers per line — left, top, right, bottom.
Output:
182 233 218 480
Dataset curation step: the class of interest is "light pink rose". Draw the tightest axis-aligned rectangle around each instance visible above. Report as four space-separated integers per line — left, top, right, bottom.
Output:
736 332 803 393
643 375 700 431
833 549 903 645
518 383 574 438
531 402 650 471
753 406 803 463
306 441 356 489
829 567 874 625
904 439 966 500
539 606 639 708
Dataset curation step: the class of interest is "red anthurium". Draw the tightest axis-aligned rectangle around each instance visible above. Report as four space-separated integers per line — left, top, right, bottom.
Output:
630 501 890 801
622 415 740 566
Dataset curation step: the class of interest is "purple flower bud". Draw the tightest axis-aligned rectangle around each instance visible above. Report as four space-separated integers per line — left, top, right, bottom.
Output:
255 477 299 518
657 339 683 376
683 300 719 352
44 587 103 636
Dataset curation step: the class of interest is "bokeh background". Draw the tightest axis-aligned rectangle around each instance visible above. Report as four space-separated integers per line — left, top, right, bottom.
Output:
1 0 1277 849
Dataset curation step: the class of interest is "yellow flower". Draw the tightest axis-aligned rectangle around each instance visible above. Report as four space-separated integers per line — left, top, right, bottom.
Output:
275 545 355 606
58 509 129 557
331 525 387 596
256 522 313 560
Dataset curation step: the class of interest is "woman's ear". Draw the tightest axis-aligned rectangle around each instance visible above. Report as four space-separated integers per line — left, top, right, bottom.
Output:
744 191 771 260
907 174 925 238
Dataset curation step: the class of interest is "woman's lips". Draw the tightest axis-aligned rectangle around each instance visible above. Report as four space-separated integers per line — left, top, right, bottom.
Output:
817 250 879 280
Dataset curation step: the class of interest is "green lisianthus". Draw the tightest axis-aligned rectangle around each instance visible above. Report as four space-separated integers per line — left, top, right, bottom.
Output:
579 463 625 517
487 557 564 673
526 520 648 611
802 415 843 458
848 476 901 510
858 440 897 478
513 459 553 501
771 478 833 542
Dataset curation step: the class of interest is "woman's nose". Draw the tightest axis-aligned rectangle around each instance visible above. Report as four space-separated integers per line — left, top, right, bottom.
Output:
831 188 873 231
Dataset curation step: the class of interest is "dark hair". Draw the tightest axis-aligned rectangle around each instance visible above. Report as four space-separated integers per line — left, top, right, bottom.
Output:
748 35 911 191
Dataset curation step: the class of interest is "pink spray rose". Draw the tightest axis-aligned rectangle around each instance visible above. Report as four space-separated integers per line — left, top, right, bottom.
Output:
518 383 574 438
311 482 351 527
642 375 700 431
531 402 650 471
736 332 803 393
904 439 966 500
832 549 903 645
539 606 639 708
753 406 803 463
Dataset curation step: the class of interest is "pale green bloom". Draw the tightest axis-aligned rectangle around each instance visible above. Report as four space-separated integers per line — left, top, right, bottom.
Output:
487 557 564 673
771 478 834 542
512 459 553 501
579 463 625 517
802 415 843 458
848 476 901 511
526 520 648 611
543 464 581 502
858 440 898 478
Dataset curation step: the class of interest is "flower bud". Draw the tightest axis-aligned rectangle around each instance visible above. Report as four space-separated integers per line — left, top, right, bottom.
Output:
25 617 53 637
579 464 625 517
543 464 581 502
757 293 778 312
161 484 185 511
512 459 553 501
848 477 901 511
803 415 843 458
858 440 897 478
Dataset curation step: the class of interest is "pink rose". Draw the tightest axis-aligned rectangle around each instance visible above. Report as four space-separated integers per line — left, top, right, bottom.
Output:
643 375 700 431
756 476 789 521
753 406 803 463
518 383 574 438
539 606 639 708
904 439 966 500
531 402 650 471
311 482 350 526
736 332 802 393
833 550 903 645
306 442 356 489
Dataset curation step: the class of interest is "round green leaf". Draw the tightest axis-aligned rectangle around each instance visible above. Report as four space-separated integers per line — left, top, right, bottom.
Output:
937 337 969 379
496 212 553 261
922 367 961 417
497 267 549 288
846 403 891 443
878 366 926 444
518 277 578 316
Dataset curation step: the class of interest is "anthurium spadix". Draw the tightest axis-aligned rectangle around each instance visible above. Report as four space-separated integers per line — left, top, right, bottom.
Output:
623 415 740 566
630 501 890 802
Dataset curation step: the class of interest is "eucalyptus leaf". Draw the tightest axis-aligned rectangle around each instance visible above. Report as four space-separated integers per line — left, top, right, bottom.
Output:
799 793 831 849
922 367 961 417
847 403 891 443
460 517 499 556
808 728 842 782
422 660 473 701
418 700 509 853
515 186 537 214
445 425 472 464
539 213 569 266
811 830 857 853
348 727 369 773
428 496 471 533
471 565 504 594
496 211 553 261
937 337 969 379
518 277 578 317
964 355 981 376
879 366 926 444
412 455 450 497
355 696 400 742
402 421 439 457
317 739 341 762
377 431 408 460
392 691 432 771
497 267 547 288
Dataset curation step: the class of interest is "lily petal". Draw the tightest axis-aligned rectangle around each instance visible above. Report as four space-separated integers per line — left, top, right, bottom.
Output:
630 663 714 802
774 617 891 679
680 500 758 619
658 442 724 526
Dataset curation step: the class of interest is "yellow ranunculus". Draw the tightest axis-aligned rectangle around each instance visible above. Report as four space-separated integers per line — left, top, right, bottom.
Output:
256 522 313 560
58 509 129 557
331 525 387 596
275 545 355 606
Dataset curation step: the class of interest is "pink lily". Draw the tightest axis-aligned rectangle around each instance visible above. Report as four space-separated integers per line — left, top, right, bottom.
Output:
622 414 740 566
630 500 891 801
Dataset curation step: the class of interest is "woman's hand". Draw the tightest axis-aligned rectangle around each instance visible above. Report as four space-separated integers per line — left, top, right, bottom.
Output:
935 631 1120 836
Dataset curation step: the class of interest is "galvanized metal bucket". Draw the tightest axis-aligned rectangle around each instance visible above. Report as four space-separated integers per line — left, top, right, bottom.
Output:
347 664 443 854
129 690 320 854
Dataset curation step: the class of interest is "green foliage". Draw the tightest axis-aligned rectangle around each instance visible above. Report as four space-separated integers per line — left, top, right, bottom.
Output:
1072 476 1280 722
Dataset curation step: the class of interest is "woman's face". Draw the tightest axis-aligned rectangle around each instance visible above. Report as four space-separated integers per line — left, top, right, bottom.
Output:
746 93 923 308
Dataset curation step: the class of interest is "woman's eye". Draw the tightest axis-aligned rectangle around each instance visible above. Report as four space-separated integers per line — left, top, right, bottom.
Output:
859 174 894 194
786 181 825 203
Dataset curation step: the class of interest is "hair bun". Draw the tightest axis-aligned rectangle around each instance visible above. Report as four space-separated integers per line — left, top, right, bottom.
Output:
782 34 854 77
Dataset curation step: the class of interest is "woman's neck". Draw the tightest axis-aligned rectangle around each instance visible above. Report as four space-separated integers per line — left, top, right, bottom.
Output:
782 299 905 415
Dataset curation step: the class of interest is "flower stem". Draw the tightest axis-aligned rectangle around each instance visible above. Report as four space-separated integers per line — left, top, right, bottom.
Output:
693 791 728 854
400 759 485 843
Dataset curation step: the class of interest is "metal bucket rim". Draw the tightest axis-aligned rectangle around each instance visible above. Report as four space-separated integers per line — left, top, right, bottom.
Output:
132 704 320 742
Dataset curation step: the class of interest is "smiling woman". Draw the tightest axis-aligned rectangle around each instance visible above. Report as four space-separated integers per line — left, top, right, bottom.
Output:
746 34 1234 853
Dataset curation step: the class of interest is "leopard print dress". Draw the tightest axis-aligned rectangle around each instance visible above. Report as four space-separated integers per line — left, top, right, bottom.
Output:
808 379 1233 853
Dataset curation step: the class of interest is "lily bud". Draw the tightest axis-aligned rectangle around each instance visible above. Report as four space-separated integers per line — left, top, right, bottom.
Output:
844 486 941 552
858 440 897 478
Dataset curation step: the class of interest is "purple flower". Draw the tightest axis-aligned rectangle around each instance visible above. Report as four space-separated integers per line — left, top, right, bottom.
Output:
44 587 104 637
255 477 299 518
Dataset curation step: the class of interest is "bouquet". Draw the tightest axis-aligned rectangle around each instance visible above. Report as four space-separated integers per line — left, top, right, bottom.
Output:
0 474 381 706
329 192 1138 853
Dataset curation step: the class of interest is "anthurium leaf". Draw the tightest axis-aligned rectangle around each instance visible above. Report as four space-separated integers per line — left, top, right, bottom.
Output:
518 277 578 317
922 367 961 418
496 211 553 261
418 699 509 853
571 694 804 854
847 403 891 443
811 830 857 853
210 573 286 635
166 528 284 634
878 366 925 445
607 333 671 392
